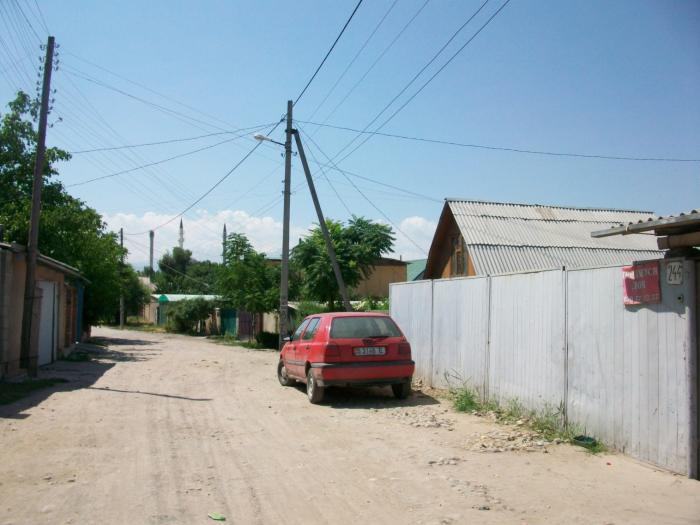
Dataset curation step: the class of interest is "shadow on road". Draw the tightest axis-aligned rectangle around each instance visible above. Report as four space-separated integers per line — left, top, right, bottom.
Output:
0 339 159 419
89 336 155 347
292 384 441 409
87 386 211 402
0 358 115 420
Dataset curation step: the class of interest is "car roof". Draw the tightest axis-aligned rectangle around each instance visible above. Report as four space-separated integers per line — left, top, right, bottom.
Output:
306 312 390 319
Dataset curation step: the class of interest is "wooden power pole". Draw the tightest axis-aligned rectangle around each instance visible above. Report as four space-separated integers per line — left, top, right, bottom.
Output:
293 130 352 311
119 228 124 329
20 35 55 376
278 101 293 349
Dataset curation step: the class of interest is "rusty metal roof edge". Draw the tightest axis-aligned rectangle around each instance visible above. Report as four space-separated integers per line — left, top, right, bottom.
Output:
591 211 700 238
444 198 654 215
1 242 88 282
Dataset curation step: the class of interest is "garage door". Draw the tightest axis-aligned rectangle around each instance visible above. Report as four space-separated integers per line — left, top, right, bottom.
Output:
37 281 57 366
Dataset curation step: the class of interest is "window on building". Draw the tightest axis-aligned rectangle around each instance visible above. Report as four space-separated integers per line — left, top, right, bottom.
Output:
450 235 467 276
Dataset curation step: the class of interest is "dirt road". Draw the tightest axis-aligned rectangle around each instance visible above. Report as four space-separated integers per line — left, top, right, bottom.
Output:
1 327 698 525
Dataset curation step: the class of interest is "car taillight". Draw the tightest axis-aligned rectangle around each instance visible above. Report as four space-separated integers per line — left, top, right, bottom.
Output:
398 342 411 356
324 343 340 357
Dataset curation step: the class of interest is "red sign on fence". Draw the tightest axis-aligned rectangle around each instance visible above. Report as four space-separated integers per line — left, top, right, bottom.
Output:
622 261 661 305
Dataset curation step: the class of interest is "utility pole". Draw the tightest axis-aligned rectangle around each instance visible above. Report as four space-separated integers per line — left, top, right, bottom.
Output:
293 130 352 311
119 228 124 329
222 223 227 264
279 101 293 349
20 36 55 376
148 230 154 275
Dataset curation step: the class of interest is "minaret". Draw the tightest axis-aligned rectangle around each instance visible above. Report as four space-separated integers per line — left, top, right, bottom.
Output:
222 223 227 263
178 219 184 249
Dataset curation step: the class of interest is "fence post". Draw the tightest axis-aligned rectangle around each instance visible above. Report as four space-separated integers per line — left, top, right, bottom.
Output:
429 279 435 387
484 275 492 402
563 266 569 427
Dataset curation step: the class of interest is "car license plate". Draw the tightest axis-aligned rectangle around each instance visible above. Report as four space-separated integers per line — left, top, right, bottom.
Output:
354 346 386 356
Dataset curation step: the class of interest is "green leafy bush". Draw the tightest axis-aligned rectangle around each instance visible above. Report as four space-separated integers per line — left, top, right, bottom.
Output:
165 298 214 334
255 331 279 349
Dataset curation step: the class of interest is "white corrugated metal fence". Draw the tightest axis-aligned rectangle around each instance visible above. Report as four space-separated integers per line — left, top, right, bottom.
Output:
390 258 698 478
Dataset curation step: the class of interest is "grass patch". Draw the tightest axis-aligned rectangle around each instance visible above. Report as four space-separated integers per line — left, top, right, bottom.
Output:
62 350 91 362
449 382 603 452
0 378 68 405
104 322 166 333
453 386 480 412
207 335 277 351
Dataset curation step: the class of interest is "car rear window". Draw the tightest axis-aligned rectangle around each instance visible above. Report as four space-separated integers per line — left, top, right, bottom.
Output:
330 316 402 339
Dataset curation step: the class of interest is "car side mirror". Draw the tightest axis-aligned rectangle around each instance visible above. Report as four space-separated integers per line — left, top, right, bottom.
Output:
283 336 291 342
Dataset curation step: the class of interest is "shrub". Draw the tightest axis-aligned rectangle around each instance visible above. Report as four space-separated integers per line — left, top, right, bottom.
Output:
255 331 279 349
165 298 214 334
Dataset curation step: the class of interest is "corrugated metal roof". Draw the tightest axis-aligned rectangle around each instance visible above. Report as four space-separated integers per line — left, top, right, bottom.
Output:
156 294 219 302
444 200 663 275
591 209 700 238
447 199 654 222
469 245 662 275
452 213 659 250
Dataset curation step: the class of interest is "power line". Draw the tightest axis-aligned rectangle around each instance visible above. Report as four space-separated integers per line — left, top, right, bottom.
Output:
64 51 239 131
331 0 493 163
319 0 431 126
299 132 353 216
10 0 41 42
305 0 398 121
338 0 517 165
31 0 50 35
298 126 427 255
125 140 266 235
293 0 364 106
62 65 230 133
66 129 265 187
127 238 213 289
68 123 274 154
299 120 700 163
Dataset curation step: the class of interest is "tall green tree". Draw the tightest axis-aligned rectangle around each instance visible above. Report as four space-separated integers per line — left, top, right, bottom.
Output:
291 216 394 308
154 246 193 293
219 232 277 315
0 92 135 325
152 247 220 294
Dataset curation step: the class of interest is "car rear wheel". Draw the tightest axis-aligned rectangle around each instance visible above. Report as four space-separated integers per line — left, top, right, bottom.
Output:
306 369 324 404
392 381 411 399
277 360 295 386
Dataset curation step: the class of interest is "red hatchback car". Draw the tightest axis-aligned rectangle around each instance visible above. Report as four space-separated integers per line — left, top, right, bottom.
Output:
277 312 415 403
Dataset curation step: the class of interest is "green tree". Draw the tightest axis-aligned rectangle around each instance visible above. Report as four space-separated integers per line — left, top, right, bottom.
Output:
0 92 127 325
291 216 394 308
153 246 193 293
219 232 277 315
165 298 215 334
186 260 221 294
153 247 220 294
122 266 151 319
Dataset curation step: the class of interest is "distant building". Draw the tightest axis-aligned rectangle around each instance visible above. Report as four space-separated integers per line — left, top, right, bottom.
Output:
406 259 427 281
353 257 407 298
424 199 663 279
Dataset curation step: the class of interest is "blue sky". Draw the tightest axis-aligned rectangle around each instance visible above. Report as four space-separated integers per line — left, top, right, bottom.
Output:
1 0 698 267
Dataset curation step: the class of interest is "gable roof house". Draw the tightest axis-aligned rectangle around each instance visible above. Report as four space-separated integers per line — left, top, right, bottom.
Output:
424 200 663 279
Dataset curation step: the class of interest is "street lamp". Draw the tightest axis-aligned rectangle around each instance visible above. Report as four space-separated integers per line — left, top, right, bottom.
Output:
253 133 285 147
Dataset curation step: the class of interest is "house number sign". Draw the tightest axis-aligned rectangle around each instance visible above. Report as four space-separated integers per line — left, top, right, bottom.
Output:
666 261 683 285
622 261 661 305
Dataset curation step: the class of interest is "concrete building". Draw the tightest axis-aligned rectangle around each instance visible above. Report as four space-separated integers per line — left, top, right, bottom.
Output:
0 242 85 378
